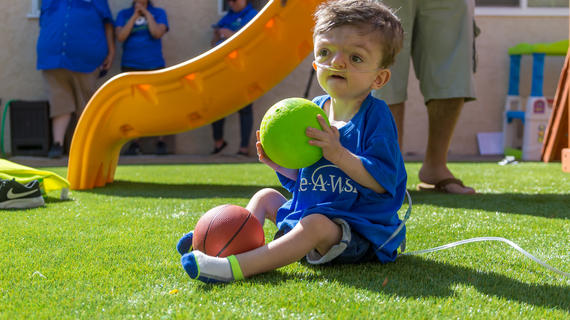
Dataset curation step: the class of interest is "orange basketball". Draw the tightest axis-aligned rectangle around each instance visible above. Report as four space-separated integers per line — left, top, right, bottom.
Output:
192 204 265 257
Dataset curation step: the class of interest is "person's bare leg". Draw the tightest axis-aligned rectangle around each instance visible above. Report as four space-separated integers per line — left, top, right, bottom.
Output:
419 98 475 194
51 113 72 145
236 213 342 277
246 188 286 226
388 102 405 148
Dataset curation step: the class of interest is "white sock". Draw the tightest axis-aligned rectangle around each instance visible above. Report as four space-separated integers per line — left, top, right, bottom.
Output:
187 251 244 283
195 251 232 279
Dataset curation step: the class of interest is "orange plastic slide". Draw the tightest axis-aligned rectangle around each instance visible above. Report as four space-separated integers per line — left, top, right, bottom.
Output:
67 0 324 189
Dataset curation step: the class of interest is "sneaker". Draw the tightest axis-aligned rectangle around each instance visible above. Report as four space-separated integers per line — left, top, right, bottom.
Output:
0 179 45 209
125 142 142 155
236 150 249 157
48 143 63 159
155 141 168 155
211 141 227 154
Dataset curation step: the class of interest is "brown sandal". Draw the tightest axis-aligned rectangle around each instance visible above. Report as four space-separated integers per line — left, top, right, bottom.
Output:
416 178 474 194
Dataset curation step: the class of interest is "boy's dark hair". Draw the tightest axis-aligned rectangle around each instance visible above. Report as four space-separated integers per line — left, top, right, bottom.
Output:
313 0 403 68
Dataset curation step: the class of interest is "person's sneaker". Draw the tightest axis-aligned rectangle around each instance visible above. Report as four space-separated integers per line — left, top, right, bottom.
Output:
211 141 227 154
236 150 249 157
48 143 63 159
155 141 168 155
0 179 45 209
125 142 142 155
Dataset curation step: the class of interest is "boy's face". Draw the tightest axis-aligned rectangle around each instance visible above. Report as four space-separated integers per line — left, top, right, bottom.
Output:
313 25 390 101
228 0 247 12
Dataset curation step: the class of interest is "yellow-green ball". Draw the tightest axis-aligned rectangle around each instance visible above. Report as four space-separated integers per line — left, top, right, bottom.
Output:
260 98 330 169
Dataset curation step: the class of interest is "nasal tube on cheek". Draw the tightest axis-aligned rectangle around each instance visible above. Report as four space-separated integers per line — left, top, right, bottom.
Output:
313 61 347 73
313 61 381 73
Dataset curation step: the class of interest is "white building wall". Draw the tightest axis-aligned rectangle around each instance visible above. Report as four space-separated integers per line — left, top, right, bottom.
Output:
0 1 567 157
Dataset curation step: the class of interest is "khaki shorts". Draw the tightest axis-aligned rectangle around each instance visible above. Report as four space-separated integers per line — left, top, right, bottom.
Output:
42 69 98 118
373 0 477 105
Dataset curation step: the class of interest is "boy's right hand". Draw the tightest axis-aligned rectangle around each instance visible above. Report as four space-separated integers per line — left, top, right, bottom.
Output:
256 130 280 171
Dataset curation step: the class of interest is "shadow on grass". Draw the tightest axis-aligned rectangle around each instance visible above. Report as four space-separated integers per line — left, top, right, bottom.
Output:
44 197 73 204
309 255 569 311
408 190 569 219
78 182 567 218
194 255 568 311
80 180 289 199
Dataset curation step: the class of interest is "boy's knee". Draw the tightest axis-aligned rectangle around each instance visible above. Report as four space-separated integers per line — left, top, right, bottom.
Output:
300 214 340 237
299 214 343 252
248 188 285 223
254 188 279 199
253 188 286 205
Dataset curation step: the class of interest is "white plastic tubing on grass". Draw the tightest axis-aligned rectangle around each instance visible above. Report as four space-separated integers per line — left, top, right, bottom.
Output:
377 190 569 278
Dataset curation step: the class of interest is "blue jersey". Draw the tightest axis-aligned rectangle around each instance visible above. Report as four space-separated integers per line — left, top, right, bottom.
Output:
212 4 258 45
275 94 407 263
37 0 113 73
116 5 169 70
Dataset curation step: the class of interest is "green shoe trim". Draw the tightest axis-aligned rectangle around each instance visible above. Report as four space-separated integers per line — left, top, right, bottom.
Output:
228 255 244 280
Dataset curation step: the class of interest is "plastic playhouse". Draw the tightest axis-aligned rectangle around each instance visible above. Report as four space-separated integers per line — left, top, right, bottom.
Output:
502 40 568 161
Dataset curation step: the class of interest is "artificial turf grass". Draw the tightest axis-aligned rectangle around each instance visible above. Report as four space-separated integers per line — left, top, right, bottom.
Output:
0 162 568 319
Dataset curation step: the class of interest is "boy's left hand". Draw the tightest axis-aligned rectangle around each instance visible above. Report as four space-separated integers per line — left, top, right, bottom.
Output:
255 130 280 171
306 114 344 164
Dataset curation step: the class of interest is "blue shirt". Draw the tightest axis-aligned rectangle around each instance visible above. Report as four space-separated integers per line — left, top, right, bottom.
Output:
116 5 169 70
37 0 113 73
275 94 407 263
213 4 258 45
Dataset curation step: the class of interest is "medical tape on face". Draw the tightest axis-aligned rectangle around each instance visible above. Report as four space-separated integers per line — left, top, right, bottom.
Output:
313 61 381 73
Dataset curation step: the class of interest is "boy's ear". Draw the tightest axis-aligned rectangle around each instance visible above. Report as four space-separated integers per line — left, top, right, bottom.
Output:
371 69 391 90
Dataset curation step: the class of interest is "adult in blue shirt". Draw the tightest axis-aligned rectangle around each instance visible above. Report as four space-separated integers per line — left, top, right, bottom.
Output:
210 0 258 156
37 0 115 159
116 0 169 155
116 0 168 71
